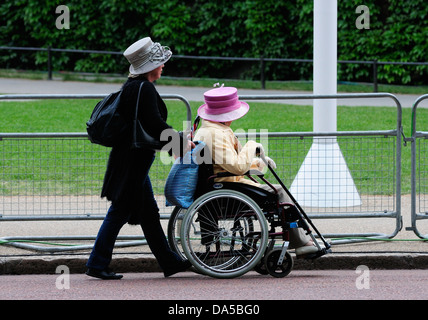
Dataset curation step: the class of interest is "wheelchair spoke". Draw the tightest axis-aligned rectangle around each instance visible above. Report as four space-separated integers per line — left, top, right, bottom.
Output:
181 190 268 278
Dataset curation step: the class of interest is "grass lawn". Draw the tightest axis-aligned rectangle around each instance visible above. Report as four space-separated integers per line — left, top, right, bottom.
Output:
0 97 425 196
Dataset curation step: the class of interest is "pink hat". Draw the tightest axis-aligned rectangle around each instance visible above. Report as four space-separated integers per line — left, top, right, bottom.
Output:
197 86 249 122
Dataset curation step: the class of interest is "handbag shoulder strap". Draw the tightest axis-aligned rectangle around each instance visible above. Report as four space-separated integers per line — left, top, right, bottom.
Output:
134 81 145 120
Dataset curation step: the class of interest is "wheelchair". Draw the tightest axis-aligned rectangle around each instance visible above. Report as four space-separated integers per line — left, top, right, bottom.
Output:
167 140 331 279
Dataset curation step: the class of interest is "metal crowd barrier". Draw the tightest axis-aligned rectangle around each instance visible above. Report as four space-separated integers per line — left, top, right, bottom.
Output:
407 94 428 239
0 93 403 252
239 93 402 245
0 93 191 252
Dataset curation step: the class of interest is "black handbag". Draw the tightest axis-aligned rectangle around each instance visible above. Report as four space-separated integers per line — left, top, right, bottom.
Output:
131 82 164 150
86 81 163 150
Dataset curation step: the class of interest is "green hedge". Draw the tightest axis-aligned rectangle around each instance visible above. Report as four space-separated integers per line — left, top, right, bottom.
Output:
1 0 427 84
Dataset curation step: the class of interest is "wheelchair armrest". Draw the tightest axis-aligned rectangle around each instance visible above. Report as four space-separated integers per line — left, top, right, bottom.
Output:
215 171 240 178
247 169 264 177
208 170 248 184
215 170 264 178
208 170 264 184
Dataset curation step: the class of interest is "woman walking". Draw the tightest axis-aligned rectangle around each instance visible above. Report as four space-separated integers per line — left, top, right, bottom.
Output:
86 37 193 279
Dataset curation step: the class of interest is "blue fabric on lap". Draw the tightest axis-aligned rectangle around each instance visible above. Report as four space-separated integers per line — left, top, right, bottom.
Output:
164 141 205 208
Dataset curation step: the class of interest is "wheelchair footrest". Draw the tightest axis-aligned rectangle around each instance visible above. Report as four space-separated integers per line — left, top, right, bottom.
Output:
300 247 332 260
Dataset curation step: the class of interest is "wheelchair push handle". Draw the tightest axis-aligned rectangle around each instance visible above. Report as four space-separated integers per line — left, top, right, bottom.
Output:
255 146 265 158
255 146 269 168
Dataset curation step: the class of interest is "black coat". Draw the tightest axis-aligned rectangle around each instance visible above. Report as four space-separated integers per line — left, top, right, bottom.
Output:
101 76 184 224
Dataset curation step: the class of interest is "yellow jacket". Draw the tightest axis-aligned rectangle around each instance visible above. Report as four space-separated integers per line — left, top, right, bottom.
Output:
193 120 265 187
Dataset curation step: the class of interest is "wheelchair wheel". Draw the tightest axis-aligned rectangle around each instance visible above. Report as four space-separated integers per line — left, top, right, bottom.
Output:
265 249 293 278
253 260 268 275
167 207 187 260
180 190 268 279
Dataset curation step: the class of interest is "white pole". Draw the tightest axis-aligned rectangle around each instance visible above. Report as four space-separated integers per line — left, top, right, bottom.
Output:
313 0 337 134
290 0 361 207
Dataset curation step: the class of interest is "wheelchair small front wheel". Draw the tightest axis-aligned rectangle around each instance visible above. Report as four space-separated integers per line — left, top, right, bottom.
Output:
265 249 293 278
180 190 268 279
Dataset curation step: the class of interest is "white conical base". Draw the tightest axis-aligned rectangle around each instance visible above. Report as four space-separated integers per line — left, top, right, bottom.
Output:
290 140 361 207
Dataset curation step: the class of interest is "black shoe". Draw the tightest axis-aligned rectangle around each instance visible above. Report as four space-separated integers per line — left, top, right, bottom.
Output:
163 260 192 277
85 268 123 280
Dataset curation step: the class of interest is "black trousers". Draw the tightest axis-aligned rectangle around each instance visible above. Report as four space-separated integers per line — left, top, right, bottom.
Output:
87 175 182 272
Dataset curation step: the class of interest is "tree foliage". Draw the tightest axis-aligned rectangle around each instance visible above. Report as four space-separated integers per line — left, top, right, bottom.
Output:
1 0 427 84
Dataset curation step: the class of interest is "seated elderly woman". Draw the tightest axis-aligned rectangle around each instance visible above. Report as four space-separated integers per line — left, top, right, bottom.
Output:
193 85 319 259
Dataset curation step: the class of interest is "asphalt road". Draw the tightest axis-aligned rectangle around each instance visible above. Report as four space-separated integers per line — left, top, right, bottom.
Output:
1 270 427 301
